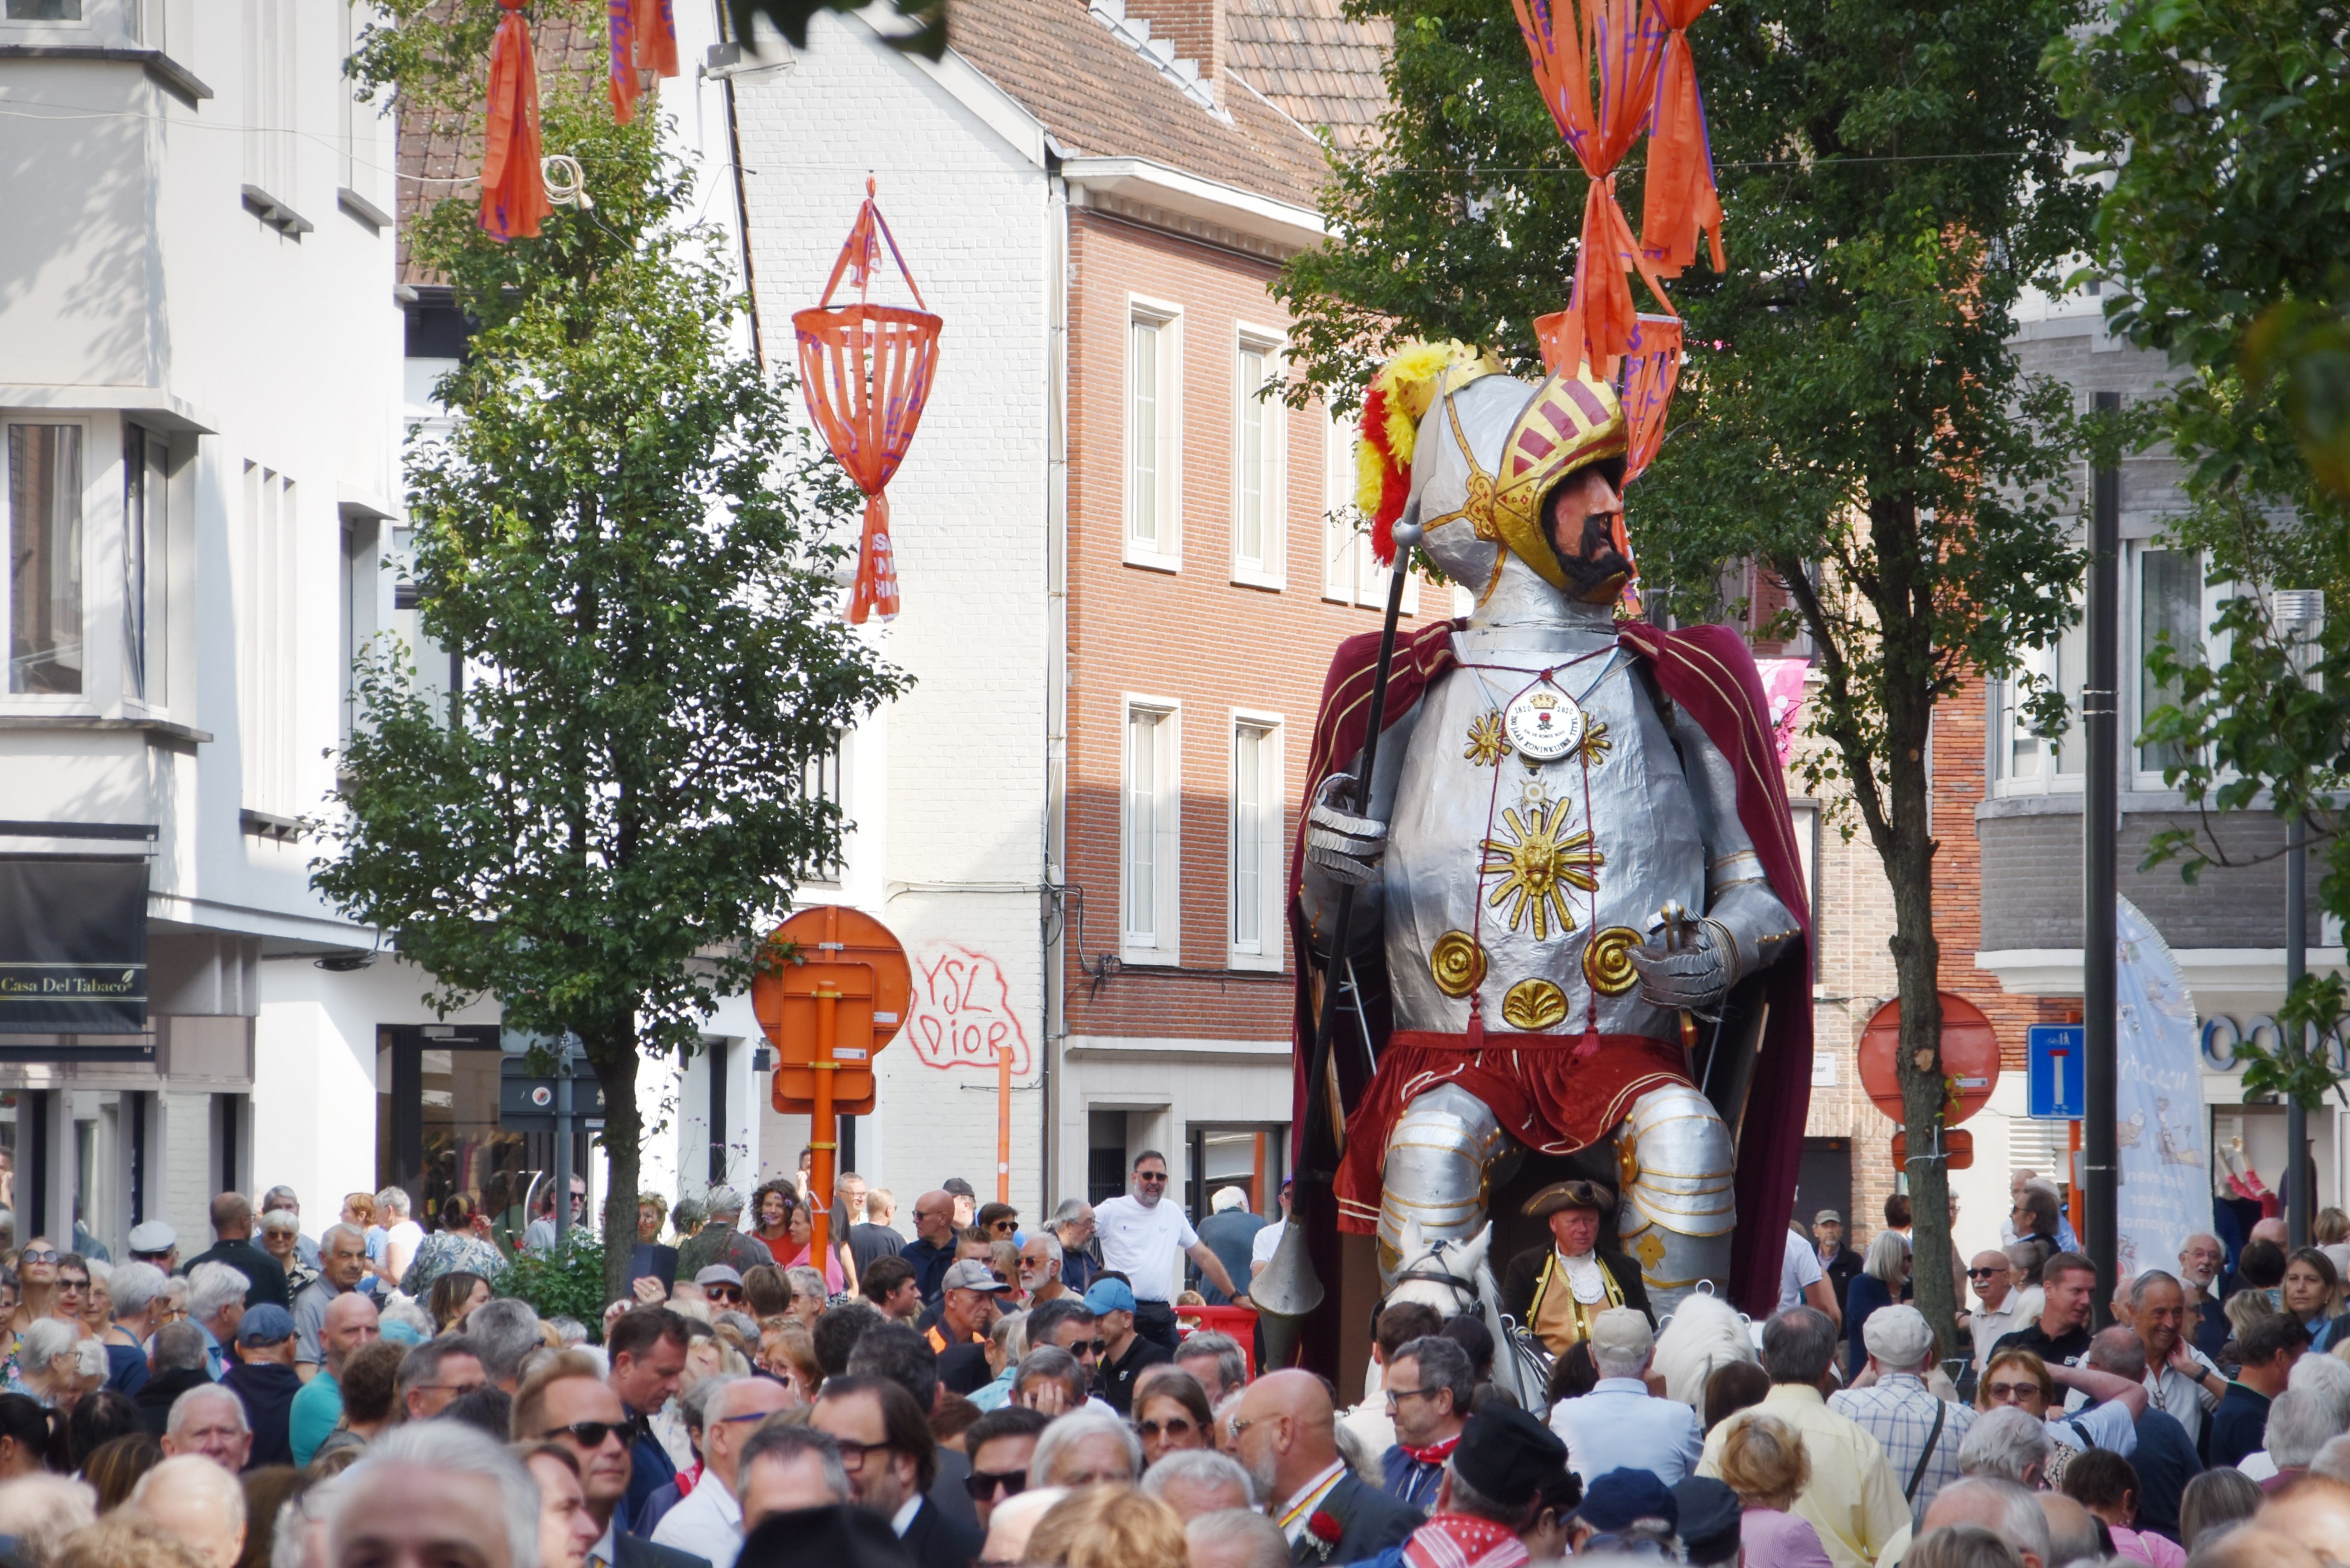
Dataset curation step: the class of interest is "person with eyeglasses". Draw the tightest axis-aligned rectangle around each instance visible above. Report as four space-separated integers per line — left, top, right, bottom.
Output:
1374 1335 1477 1507
515 1349 706 1568
1084 1278 1171 1415
811 1373 983 1568
1131 1365 1213 1469
962 1405 1050 1528
397 1337 488 1423
1092 1152 1247 1355
1967 1250 2026 1375
648 1373 796 1566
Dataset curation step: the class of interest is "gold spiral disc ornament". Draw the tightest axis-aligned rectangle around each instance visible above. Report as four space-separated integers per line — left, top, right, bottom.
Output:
1428 931 1488 998
1583 926 1641 997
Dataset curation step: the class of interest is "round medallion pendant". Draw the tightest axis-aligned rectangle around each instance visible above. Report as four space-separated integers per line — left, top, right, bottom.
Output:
1503 685 1587 762
1501 977 1569 1031
1428 931 1488 998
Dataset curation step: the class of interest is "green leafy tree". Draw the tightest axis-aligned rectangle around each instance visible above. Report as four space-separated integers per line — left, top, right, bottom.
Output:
1280 0 2099 1341
312 88 905 1303
2055 0 2350 1113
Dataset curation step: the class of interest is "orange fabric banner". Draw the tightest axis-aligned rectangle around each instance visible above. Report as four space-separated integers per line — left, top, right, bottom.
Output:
479 0 550 242
1512 0 1671 375
633 0 679 79
1641 1 1724 278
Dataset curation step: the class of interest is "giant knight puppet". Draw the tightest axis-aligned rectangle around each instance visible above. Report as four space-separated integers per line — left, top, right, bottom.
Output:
1281 342 1815 1356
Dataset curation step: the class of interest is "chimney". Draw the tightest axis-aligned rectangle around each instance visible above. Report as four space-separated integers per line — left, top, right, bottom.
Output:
1120 0 1225 89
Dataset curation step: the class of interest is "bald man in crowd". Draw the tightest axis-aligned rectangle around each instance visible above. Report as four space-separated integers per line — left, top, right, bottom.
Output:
1228 1370 1421 1564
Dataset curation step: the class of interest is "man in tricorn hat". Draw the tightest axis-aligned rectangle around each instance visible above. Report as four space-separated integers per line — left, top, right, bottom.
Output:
1289 343 1812 1323
1500 1183 1651 1357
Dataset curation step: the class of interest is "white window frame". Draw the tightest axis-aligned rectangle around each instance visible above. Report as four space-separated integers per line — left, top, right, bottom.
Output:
1231 328 1287 591
1 415 93 705
1125 299 1183 572
239 461 300 815
122 421 169 711
0 0 96 36
2129 539 2228 792
1990 592 2087 798
1121 697 1183 966
1228 711 1286 971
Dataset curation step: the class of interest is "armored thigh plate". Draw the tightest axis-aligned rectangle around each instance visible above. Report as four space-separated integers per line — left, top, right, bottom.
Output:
1378 1082 1508 1283
1613 1082 1735 1315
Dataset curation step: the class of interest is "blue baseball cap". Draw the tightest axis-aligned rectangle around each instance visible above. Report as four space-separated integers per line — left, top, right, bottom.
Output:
1084 1278 1137 1316
237 1303 296 1347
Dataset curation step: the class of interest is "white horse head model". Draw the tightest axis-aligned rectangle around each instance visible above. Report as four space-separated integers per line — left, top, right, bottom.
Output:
1650 1282 1756 1410
1380 1218 1554 1412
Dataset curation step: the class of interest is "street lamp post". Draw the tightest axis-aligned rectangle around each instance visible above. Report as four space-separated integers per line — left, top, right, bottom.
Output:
2276 588 2325 1249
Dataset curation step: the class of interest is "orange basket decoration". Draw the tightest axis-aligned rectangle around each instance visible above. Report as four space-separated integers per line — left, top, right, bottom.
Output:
1640 0 1724 278
792 181 943 625
607 0 680 125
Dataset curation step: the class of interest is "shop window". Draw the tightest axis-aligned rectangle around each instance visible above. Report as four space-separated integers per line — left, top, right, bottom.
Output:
1320 405 1419 615
5 422 84 695
240 463 298 812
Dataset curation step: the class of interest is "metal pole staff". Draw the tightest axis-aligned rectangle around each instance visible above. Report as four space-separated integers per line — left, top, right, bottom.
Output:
1302 519 1422 1180
2084 390 2121 1320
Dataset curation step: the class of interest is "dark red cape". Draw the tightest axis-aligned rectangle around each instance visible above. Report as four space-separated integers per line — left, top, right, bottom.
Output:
1286 619 1812 1320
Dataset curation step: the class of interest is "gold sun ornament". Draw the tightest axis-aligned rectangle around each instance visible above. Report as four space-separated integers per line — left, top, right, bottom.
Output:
1577 720 1612 767
1478 800 1602 939
1465 710 1510 768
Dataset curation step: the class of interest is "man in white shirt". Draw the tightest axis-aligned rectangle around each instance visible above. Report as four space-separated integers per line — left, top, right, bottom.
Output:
651 1375 798 1567
1092 1150 1245 1352
1968 1250 2027 1373
2116 1269 2223 1447
1779 1226 1840 1323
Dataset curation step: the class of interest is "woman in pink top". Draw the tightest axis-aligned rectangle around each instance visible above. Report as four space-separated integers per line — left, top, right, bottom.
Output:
2062 1451 2188 1568
779 1197 846 1296
1717 1414 1836 1568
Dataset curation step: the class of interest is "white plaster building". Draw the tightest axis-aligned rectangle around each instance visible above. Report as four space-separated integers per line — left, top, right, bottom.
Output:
0 0 477 1255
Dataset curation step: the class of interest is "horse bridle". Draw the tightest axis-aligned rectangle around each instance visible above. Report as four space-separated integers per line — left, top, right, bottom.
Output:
1375 1236 1484 1325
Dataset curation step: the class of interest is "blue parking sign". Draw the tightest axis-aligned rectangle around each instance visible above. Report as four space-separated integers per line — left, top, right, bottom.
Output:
2027 1024 2085 1120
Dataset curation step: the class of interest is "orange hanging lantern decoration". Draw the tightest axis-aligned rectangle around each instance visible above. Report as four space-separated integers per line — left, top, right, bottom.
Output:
1641 0 1724 277
1513 0 1675 381
479 0 551 242
793 181 943 625
606 0 680 124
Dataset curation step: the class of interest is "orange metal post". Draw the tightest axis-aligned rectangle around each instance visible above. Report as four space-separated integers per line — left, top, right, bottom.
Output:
1252 1132 1268 1215
2067 1118 2085 1249
810 906 839 1266
996 1040 1011 1203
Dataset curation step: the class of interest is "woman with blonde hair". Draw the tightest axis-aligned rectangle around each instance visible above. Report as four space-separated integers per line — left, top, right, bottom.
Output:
1021 1483 1189 1568
758 1321 823 1400
1718 1413 1833 1568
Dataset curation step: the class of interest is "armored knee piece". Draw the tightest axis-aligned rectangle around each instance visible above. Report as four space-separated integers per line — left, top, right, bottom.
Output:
1375 1082 1507 1284
1614 1082 1735 1315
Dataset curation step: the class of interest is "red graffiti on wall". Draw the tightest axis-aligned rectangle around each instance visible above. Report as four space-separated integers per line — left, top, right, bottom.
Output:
907 946 1033 1074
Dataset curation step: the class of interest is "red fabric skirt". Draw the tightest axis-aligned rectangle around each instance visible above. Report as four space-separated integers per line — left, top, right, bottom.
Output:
1334 1029 1692 1234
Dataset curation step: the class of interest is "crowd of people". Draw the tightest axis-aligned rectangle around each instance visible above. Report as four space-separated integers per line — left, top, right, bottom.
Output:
0 1152 2339 1568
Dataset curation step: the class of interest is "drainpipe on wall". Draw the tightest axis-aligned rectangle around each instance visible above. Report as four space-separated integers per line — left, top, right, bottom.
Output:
1041 150 1071 1211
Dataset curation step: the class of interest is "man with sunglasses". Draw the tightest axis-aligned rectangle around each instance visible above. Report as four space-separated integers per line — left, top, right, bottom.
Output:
1967 1250 2026 1375
1085 1277 1171 1416
649 1373 796 1566
961 1406 1050 1529
515 1350 706 1568
1093 1151 1246 1353
695 1265 749 1311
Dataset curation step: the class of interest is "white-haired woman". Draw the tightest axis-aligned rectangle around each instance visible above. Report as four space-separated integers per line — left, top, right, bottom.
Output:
1843 1228 1911 1381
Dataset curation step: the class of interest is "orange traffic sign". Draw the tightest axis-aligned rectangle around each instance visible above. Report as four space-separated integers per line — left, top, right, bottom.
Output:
754 905 911 1116
1858 991 2002 1127
1892 1129 1975 1170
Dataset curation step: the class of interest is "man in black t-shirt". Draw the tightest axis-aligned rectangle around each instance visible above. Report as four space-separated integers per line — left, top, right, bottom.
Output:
1084 1278 1169 1415
1991 1250 2098 1367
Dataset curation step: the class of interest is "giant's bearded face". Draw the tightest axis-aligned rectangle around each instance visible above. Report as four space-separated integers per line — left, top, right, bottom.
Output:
1542 459 1632 604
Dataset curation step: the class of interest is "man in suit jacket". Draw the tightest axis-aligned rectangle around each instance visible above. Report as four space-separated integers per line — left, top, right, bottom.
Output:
1230 1369 1422 1566
1498 1181 1653 1357
510 1353 706 1568
811 1374 984 1568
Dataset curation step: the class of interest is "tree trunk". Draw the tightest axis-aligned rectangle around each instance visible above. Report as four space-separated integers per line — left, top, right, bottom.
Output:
586 1017 642 1309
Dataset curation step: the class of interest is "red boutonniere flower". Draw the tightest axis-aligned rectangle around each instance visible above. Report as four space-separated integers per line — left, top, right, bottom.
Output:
1309 1511 1344 1546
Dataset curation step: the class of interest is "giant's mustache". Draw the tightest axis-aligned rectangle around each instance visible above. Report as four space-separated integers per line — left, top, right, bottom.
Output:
1554 510 1633 600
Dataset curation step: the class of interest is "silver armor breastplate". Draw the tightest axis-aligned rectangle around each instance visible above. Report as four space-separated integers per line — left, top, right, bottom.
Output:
1383 625 1708 1040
